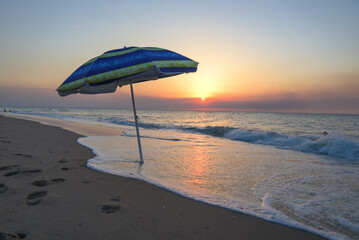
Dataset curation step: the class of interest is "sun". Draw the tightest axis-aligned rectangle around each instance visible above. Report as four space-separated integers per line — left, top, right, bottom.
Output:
201 97 206 101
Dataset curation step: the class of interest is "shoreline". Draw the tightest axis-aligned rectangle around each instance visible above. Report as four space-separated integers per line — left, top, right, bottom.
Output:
0 115 326 239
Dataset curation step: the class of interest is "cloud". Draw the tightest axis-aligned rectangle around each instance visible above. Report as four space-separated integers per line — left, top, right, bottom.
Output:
204 95 359 114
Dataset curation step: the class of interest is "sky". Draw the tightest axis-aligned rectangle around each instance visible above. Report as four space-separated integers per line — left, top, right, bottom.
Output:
0 0 358 114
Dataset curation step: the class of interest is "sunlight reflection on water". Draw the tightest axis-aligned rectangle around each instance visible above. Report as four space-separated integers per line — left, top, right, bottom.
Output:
80 128 358 240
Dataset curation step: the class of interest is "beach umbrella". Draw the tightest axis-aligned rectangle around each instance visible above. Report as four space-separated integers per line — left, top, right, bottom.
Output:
57 46 198 164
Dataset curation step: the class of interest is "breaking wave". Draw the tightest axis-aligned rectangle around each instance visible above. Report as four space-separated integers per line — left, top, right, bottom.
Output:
11 111 359 161
105 117 359 161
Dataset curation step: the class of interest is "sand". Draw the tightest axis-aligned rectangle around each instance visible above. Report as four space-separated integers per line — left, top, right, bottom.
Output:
0 115 326 240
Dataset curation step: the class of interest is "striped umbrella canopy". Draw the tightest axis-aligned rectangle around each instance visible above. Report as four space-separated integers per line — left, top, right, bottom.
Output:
57 46 198 163
57 47 198 96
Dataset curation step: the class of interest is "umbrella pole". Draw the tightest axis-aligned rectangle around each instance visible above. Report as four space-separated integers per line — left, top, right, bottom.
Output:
130 80 144 164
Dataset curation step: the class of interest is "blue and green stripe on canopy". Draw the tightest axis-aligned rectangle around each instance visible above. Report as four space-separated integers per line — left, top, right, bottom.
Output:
57 47 198 96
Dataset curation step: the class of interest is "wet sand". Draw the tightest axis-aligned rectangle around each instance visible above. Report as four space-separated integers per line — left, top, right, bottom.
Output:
0 115 326 239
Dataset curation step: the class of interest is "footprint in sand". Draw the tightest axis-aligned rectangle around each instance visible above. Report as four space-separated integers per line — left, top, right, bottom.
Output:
0 165 20 171
31 180 50 187
26 191 47 205
58 160 69 170
0 183 9 194
32 178 65 187
0 232 26 239
51 178 65 184
4 169 42 177
101 197 121 214
101 204 121 214
4 171 21 177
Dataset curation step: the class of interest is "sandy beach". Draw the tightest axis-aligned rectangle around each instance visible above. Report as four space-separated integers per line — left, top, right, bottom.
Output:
0 115 326 240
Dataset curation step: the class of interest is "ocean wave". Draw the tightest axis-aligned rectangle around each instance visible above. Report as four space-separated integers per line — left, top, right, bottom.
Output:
106 117 163 129
11 111 359 161
224 129 359 161
109 117 359 161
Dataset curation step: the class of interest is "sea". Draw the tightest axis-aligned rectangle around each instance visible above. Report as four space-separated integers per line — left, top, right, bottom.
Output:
3 107 359 239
